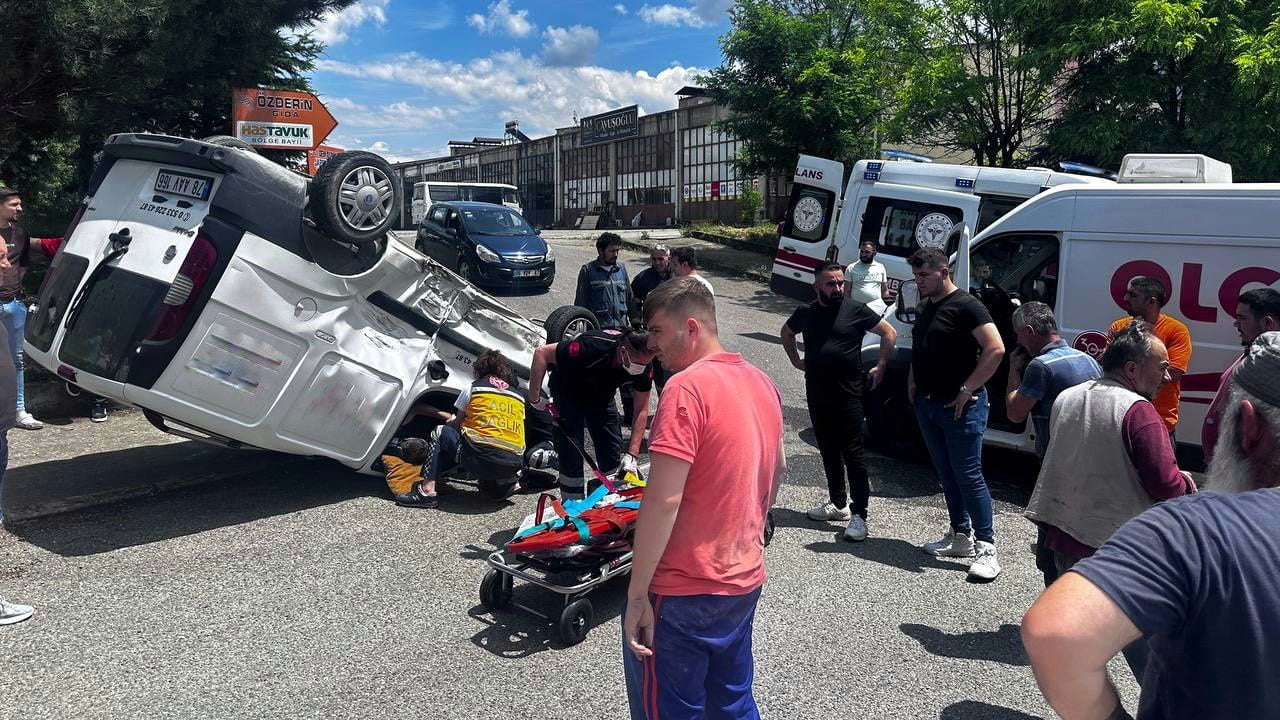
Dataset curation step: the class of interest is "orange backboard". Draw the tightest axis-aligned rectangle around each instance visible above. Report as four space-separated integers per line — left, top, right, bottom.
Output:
232 88 338 151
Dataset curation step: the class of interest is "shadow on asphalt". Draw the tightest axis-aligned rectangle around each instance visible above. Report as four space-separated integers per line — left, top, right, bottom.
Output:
6 456 383 556
467 578 627 658
805 536 968 576
899 622 1030 666
737 331 782 346
720 285 802 315
939 701 1043 719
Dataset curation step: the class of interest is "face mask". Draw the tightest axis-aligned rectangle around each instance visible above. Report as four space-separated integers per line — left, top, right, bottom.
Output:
620 349 647 375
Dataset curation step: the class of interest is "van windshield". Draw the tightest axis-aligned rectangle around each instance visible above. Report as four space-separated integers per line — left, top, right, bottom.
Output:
461 206 535 236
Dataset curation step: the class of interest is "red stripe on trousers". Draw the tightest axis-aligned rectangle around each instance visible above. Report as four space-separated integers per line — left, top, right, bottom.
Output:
645 595 663 719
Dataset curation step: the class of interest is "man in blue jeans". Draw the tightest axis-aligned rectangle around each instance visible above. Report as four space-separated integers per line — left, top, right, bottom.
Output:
0 313 35 624
0 188 42 431
907 248 1005 581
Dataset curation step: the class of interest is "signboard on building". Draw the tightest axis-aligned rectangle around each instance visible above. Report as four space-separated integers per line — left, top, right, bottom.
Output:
580 105 639 146
232 87 338 150
306 144 344 176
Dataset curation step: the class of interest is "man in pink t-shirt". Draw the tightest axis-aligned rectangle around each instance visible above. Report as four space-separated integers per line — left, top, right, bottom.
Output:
622 276 785 720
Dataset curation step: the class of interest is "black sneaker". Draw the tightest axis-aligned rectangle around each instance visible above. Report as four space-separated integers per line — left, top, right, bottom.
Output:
90 402 108 423
395 487 439 509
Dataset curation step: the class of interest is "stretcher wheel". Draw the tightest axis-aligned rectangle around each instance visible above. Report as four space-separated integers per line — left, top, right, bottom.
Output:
557 598 593 646
480 569 514 611
763 510 776 547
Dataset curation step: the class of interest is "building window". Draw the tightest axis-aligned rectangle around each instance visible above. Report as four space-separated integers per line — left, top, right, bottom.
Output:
562 144 609 210
681 126 744 203
480 160 512 185
616 134 675 206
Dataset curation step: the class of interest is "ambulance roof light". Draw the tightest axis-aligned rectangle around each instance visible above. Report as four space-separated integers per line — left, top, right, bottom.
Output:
1118 154 1232 184
881 149 933 163
1058 161 1117 181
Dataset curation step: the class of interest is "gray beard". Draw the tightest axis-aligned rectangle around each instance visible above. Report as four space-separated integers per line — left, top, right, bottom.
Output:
1206 439 1257 494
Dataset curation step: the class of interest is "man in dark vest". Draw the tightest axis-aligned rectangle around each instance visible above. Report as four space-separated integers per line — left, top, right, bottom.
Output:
575 232 634 330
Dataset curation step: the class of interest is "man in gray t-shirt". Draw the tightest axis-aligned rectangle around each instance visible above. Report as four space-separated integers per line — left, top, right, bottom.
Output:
1021 333 1280 720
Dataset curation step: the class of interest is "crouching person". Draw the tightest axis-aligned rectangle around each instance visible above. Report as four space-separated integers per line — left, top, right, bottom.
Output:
397 350 526 508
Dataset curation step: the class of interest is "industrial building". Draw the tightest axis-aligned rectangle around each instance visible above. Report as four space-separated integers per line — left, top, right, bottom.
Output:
392 87 793 229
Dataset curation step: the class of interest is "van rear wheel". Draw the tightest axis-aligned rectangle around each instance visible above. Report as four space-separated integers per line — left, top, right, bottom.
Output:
310 151 401 246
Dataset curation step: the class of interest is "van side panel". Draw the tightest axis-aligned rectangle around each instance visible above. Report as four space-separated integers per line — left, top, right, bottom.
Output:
1057 228 1280 447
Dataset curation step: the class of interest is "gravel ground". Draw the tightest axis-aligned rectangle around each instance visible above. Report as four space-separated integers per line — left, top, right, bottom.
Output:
0 233 1138 720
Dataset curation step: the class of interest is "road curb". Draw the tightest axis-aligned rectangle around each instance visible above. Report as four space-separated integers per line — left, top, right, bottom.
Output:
4 452 312 524
618 239 772 284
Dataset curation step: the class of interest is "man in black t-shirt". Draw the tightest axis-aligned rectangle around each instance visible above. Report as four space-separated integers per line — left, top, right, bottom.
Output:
527 328 655 499
631 244 674 392
908 248 1005 582
782 262 897 541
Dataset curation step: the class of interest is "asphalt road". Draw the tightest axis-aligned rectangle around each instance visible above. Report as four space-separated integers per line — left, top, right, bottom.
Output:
0 232 1138 720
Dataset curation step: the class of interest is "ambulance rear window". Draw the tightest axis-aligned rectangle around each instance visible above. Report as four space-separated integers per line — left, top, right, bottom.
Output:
861 197 963 258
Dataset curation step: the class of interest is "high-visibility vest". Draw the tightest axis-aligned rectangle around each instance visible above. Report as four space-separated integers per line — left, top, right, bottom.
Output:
461 376 525 466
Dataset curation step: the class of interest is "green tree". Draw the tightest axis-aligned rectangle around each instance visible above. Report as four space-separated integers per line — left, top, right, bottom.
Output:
702 0 896 175
883 0 1057 167
1020 0 1280 179
0 0 349 233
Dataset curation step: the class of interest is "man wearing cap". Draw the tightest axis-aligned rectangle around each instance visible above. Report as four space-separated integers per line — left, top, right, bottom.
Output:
1201 287 1280 463
1023 331 1280 720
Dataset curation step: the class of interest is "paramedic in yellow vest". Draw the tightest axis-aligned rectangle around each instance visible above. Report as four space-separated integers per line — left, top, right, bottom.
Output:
397 350 526 508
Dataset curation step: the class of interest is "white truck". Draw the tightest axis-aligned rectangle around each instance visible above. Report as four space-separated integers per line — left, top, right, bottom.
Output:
771 154 1113 302
866 153 1271 463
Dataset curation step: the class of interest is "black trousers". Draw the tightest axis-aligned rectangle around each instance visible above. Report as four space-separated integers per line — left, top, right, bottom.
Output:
553 398 622 494
806 384 870 517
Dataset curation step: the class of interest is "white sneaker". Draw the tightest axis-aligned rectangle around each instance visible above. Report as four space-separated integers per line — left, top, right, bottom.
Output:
15 412 42 430
0 600 34 625
806 502 852 522
923 529 976 558
842 515 868 542
968 541 1001 582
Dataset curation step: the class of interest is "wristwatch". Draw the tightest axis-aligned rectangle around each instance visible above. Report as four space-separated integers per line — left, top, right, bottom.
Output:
958 384 973 396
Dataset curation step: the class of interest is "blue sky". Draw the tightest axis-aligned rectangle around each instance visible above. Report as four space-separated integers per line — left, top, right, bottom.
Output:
301 0 732 162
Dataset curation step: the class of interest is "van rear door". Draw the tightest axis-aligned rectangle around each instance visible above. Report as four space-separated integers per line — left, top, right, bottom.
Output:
771 155 844 301
844 182 980 298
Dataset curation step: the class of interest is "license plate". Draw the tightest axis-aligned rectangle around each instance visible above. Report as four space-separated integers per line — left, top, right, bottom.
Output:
886 276 904 297
154 169 213 201
514 269 540 278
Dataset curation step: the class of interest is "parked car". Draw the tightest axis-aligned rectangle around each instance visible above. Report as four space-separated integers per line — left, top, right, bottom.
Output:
24 133 588 491
416 201 555 292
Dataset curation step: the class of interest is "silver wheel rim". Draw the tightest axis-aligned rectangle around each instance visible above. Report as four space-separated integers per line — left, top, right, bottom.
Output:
564 317 593 340
337 165 395 231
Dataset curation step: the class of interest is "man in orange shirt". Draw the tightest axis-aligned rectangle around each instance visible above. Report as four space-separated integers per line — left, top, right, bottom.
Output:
622 276 786 720
1110 276 1192 448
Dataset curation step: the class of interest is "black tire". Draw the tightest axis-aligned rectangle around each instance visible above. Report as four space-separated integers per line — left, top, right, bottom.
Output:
479 569 513 612
201 135 258 153
544 305 598 343
478 474 518 500
557 598 593 646
458 258 476 284
309 150 401 246
763 510 776 547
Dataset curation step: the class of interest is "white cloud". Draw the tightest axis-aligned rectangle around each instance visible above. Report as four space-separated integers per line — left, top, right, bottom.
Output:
324 97 458 130
614 3 628 14
467 0 535 37
307 0 390 44
316 51 703 138
638 0 729 28
541 25 599 67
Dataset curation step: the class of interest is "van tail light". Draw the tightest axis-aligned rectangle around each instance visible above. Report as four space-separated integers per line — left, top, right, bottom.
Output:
36 202 87 297
148 233 218 341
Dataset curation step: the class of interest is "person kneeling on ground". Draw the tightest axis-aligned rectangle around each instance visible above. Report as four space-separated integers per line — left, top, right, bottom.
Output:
397 350 527 508
382 438 432 506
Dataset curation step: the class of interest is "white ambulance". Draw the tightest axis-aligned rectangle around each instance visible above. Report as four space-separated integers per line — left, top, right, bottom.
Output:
867 153 1274 463
771 154 1113 302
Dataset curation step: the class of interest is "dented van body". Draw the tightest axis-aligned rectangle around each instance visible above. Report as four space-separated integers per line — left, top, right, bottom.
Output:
25 134 545 475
